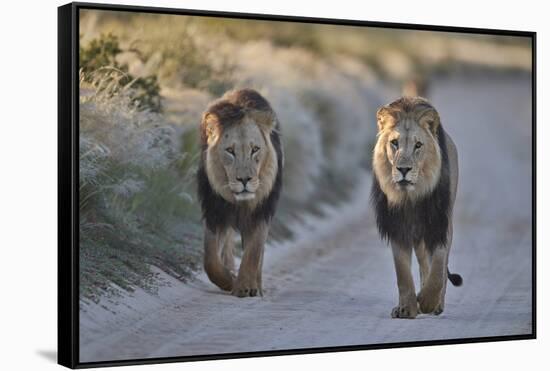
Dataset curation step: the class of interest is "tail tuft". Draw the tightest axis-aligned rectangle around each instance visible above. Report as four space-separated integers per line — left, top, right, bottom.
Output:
447 269 463 287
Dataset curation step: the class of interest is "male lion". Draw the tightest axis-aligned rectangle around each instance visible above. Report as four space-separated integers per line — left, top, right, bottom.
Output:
197 88 283 297
371 96 462 318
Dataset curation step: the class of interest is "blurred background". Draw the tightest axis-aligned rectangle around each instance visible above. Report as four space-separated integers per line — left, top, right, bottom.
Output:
78 9 532 303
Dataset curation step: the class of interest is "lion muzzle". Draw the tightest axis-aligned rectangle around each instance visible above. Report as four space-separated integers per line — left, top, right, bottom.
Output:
230 177 259 201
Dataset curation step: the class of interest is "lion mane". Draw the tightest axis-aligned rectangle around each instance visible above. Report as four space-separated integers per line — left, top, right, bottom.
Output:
371 99 451 254
197 89 283 232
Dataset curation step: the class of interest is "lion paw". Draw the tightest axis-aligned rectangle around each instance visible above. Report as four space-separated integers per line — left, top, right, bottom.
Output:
433 303 445 316
231 281 263 298
391 304 417 319
417 290 442 314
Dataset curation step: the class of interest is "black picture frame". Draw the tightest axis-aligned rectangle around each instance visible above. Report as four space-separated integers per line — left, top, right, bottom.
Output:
58 2 537 368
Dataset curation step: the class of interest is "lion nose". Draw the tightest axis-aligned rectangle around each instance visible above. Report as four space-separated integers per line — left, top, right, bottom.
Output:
397 167 412 177
237 176 252 186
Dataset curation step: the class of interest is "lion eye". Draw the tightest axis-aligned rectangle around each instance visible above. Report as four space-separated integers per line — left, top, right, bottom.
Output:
415 142 423 149
390 139 399 148
251 146 260 154
226 147 235 155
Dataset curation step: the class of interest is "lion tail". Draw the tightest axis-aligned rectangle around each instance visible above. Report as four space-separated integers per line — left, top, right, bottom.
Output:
447 268 463 287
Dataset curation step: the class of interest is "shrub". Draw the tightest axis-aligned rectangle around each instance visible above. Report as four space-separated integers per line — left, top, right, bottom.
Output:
80 33 162 112
79 72 202 302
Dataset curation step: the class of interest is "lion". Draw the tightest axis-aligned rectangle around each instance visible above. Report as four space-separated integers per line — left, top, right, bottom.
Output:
371 96 462 318
196 88 283 297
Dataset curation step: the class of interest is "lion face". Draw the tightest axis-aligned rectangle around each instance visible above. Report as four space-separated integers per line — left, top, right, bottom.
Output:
384 118 440 190
216 119 268 202
202 93 279 208
373 97 442 205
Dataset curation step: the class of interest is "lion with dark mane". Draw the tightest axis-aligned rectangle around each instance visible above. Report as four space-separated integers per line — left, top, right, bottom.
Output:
372 96 462 318
197 88 283 297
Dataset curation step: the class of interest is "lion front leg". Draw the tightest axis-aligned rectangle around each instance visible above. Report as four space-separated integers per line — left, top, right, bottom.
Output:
391 241 418 319
417 246 447 314
221 228 236 274
232 223 268 298
414 242 430 289
203 225 235 292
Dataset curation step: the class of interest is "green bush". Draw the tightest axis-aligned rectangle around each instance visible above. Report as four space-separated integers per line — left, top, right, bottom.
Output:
80 33 162 112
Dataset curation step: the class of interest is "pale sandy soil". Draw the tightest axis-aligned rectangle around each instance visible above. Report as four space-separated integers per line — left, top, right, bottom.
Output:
80 75 533 363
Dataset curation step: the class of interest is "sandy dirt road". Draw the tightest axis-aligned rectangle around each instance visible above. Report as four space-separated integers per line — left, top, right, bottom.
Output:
80 76 533 362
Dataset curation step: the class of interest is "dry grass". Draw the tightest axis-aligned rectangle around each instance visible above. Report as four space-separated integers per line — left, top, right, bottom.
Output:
79 70 202 301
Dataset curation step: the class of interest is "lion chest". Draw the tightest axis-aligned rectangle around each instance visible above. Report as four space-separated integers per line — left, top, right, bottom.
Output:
371 177 450 252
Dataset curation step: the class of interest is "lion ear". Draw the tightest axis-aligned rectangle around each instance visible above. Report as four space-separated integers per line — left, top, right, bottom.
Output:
419 111 440 136
202 112 221 145
376 106 395 132
249 109 276 133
